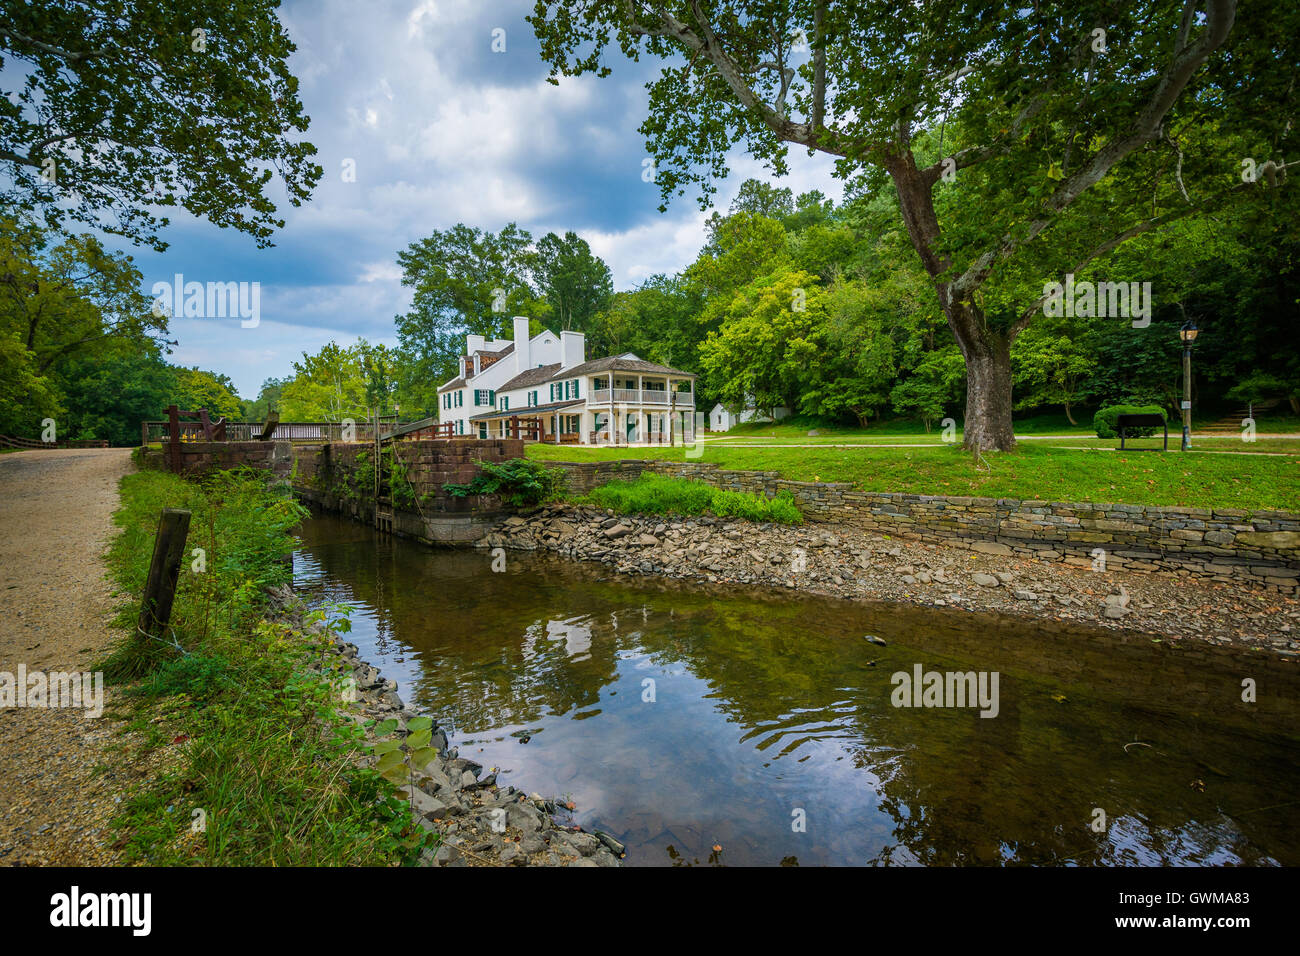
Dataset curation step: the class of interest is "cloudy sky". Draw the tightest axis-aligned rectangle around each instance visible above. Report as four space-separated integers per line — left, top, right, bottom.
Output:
127 0 843 396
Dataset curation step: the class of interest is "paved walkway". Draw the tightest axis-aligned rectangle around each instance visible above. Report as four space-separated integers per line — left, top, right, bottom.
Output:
0 448 136 864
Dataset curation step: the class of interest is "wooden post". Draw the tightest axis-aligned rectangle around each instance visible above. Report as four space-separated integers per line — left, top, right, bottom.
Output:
137 509 192 640
166 404 182 473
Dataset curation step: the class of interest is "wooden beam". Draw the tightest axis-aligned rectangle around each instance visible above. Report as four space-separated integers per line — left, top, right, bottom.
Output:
137 509 192 641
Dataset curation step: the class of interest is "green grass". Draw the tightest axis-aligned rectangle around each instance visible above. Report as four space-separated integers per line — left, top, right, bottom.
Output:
577 474 803 524
103 468 429 866
529 441 1300 511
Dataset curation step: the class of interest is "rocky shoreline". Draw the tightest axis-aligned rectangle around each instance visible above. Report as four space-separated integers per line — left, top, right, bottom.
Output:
265 585 624 867
476 504 1300 656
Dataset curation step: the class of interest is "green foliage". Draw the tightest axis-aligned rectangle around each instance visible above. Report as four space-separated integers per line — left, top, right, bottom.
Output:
1 0 321 250
103 468 429 866
443 457 566 508
1092 405 1168 439
171 367 242 421
580 474 803 525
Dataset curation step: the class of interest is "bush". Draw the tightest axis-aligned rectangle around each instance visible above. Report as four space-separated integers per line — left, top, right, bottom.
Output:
443 457 566 507
1093 404 1167 439
103 467 428 866
580 474 803 525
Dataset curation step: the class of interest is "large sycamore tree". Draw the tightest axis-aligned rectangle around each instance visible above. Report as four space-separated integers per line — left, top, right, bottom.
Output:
529 0 1294 449
1 0 321 250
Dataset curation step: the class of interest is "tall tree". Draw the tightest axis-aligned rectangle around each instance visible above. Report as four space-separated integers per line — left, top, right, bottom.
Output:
395 223 542 387
529 0 1292 449
0 0 320 250
529 231 614 331
0 215 165 374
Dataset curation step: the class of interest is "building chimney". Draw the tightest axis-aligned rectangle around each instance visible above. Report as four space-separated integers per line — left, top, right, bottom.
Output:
514 316 531 372
466 333 485 356
560 330 585 370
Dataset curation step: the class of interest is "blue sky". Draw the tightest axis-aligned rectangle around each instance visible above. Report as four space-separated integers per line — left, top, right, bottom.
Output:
125 0 843 396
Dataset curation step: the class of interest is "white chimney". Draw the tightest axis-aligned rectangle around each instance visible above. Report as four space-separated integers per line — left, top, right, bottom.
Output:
514 316 531 372
466 333 485 355
560 330 585 370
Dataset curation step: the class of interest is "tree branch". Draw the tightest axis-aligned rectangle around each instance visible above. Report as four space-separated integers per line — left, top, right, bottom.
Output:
951 0 1237 302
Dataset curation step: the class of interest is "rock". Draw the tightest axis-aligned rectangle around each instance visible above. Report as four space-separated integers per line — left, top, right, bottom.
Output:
499 842 524 865
506 802 542 834
972 572 1000 588
434 844 460 865
604 524 631 539
970 541 1013 556
1012 589 1039 601
595 831 626 856
865 635 887 646
1104 605 1130 619
408 788 451 821
519 833 547 854
993 571 1014 583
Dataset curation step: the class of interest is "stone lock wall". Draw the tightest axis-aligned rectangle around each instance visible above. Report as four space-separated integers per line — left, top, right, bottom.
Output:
292 438 526 543
545 459 1300 592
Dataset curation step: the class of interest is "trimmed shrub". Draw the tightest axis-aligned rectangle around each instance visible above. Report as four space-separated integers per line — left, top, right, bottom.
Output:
1093 404 1167 439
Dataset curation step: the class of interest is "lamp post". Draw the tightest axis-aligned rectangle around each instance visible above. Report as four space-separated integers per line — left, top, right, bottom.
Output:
1178 320 1199 451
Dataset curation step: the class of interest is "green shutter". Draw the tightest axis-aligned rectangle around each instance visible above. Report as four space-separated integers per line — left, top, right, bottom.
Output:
572 378 579 398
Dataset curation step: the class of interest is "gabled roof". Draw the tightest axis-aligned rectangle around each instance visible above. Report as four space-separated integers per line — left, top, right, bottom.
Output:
497 362 563 392
476 343 514 359
562 354 696 378
438 376 466 392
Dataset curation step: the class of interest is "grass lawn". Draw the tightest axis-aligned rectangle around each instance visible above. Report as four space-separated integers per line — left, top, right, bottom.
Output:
527 440 1300 511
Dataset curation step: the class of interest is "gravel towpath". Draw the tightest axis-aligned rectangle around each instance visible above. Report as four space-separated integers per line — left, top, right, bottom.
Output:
0 448 137 865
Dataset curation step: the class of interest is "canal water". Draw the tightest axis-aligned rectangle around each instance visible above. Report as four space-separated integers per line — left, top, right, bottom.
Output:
293 512 1300 866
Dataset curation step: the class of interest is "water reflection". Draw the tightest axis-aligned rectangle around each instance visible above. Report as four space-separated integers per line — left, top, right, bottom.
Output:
293 513 1300 867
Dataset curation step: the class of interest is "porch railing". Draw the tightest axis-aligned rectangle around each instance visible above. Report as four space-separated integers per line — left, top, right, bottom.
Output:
597 388 694 405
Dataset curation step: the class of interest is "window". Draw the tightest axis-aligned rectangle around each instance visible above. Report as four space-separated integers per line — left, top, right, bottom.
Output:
456 391 463 407
499 395 509 411
478 423 487 439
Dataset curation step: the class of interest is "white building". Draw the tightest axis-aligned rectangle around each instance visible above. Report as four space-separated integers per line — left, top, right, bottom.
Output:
438 317 697 445
708 402 791 432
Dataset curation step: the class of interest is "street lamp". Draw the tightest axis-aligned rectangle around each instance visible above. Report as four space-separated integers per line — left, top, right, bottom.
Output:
1178 320 1199 451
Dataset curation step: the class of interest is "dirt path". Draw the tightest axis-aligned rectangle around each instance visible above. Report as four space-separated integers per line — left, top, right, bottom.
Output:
0 448 136 865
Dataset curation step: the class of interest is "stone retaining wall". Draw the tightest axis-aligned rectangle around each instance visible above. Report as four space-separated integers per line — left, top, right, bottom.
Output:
292 439 524 543
546 459 1300 592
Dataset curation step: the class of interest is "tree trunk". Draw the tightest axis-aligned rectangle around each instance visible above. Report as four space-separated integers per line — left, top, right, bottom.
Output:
1064 399 1077 426
887 151 1017 452
961 333 1016 451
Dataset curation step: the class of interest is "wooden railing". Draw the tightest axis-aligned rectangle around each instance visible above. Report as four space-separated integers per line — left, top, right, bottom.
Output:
141 417 403 445
0 435 109 449
596 388 694 405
